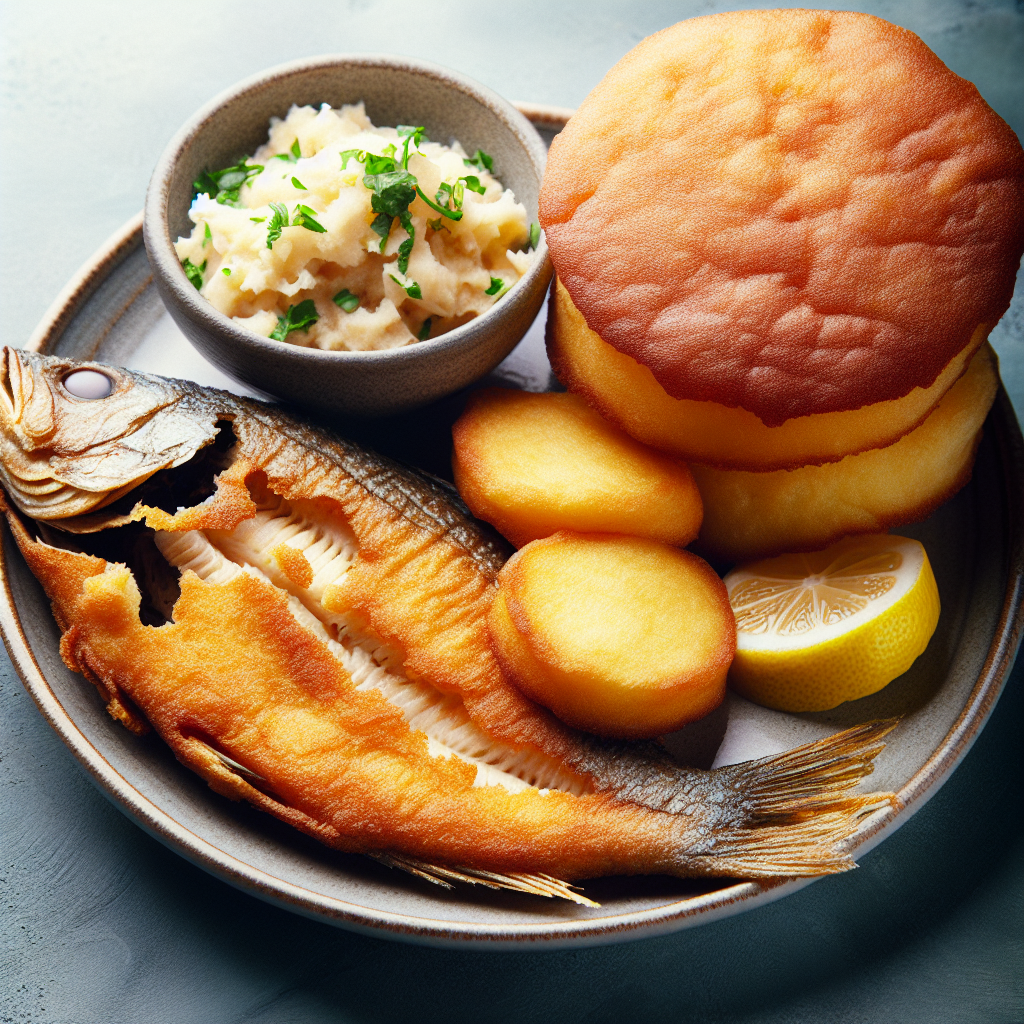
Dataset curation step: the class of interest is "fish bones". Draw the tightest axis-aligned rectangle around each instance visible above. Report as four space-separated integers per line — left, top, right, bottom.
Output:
0 348 897 903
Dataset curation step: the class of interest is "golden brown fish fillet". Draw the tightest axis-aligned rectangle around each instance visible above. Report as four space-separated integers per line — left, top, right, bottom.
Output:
0 349 898 898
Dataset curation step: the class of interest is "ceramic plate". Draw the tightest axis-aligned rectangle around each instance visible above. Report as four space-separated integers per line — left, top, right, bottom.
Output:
1 108 1022 948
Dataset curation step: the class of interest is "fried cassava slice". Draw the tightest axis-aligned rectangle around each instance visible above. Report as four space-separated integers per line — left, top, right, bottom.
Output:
691 345 999 563
452 388 702 547
490 533 735 739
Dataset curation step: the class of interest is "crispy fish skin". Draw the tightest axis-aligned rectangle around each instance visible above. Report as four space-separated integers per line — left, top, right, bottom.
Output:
0 349 898 890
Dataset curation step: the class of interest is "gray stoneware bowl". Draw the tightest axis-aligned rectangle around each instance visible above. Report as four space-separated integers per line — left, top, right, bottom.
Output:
144 55 551 416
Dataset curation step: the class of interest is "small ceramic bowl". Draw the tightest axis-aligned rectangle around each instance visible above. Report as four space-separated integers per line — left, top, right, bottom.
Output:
144 55 551 416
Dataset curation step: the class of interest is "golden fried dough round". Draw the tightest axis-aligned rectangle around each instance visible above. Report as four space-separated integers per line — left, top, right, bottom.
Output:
489 533 735 738
452 388 702 546
692 344 999 563
548 278 982 470
540 10 1024 426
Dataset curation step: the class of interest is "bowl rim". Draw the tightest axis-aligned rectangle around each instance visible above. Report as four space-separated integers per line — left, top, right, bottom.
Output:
143 52 551 369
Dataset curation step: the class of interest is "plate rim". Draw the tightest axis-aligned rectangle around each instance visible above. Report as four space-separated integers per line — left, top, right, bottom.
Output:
2 107 1023 948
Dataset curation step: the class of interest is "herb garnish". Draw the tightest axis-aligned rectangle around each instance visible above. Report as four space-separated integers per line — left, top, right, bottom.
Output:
333 289 360 312
363 167 418 251
192 159 263 206
417 318 432 340
291 176 307 190
266 202 289 248
529 222 541 249
271 138 303 164
396 125 426 169
485 276 506 296
415 185 464 221
181 257 206 290
461 175 486 195
397 234 414 275
292 204 326 232
250 215 266 223
390 273 422 300
464 149 494 173
264 202 325 247
270 299 319 341
203 222 212 246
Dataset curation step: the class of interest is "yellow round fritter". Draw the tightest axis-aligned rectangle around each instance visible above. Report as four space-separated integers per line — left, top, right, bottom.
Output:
691 344 999 563
547 278 983 470
489 533 735 739
452 387 702 546
539 10 1024 425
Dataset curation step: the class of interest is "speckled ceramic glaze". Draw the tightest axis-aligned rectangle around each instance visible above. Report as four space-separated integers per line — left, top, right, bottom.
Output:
144 55 552 416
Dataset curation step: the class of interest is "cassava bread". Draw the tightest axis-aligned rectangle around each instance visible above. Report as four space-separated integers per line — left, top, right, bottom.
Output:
540 10 1023 453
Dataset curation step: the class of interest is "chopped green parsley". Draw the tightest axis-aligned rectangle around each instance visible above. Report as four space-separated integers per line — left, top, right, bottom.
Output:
292 204 326 232
181 257 206 290
464 149 494 173
266 202 289 248
270 299 319 341
192 159 263 206
390 274 422 300
333 289 360 312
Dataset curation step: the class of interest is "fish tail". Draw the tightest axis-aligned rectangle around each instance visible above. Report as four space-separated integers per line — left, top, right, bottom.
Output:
678 719 900 877
683 802 893 877
722 718 900 822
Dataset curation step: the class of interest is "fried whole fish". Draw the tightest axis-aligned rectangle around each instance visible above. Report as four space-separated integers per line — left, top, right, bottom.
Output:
0 348 897 903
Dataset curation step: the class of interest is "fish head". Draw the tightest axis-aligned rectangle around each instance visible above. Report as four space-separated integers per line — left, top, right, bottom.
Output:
0 347 224 521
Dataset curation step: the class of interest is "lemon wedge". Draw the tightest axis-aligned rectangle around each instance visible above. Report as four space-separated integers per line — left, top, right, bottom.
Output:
724 534 940 712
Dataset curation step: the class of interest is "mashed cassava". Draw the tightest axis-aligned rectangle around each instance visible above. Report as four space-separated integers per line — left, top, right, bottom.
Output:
175 104 535 351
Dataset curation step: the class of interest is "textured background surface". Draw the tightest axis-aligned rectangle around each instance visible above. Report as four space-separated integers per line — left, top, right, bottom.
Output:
1 1 1022 1021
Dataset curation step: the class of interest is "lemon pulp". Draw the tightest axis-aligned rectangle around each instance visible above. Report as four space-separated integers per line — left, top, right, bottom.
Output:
724 534 940 712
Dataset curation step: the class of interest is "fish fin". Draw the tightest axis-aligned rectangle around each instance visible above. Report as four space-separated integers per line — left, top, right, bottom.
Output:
683 798 895 877
721 719 901 823
372 853 600 907
192 737 599 905
675 720 901 877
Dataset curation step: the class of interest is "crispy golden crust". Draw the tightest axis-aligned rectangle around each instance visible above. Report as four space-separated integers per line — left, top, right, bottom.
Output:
15 527 686 878
490 534 734 739
691 345 998 562
540 10 1024 424
451 387 702 546
0 359 902 881
130 457 257 532
547 278 984 470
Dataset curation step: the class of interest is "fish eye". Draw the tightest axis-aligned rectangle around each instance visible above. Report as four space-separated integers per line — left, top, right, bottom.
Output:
63 369 114 400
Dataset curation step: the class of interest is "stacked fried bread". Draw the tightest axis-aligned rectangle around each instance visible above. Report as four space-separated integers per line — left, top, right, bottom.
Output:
540 9 1024 562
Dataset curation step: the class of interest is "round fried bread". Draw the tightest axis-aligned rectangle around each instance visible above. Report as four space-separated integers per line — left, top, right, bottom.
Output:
548 278 982 470
692 344 999 563
540 10 1024 426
